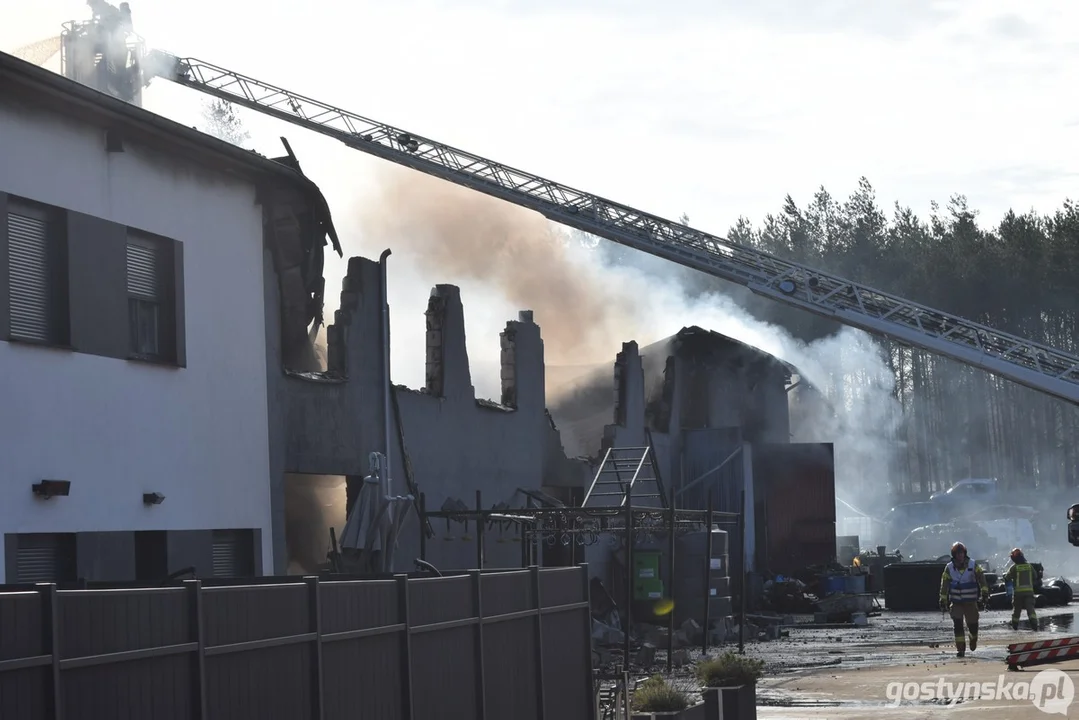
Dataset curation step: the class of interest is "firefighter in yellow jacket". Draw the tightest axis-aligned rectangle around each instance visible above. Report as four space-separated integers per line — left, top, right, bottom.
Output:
938 541 988 657
1005 547 1039 630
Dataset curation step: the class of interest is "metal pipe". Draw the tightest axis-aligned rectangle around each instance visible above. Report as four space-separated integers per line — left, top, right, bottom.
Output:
419 493 427 561
379 249 392 493
703 491 713 654
624 483 633 668
738 488 747 655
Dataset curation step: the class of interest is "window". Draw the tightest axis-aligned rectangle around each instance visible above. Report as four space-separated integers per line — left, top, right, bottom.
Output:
126 232 173 361
7 201 68 344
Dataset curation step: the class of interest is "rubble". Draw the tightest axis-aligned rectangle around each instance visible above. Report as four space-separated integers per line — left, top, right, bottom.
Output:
591 618 624 646
670 648 690 667
634 643 657 667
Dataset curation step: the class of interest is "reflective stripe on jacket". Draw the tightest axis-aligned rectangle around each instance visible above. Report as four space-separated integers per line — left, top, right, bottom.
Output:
1010 563 1036 594
939 560 984 603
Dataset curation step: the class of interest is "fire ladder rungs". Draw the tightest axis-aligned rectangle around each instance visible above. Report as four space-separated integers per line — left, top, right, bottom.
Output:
1006 636 1079 669
148 51 1079 407
583 440 668 508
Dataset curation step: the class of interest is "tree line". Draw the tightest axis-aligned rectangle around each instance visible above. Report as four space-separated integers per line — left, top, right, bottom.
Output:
669 178 1079 502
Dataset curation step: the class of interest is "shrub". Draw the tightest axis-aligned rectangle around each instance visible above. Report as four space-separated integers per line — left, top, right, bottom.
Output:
631 675 690 712
696 651 766 687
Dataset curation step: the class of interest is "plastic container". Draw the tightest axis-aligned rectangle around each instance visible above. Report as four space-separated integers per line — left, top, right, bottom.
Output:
844 574 867 594
822 576 847 596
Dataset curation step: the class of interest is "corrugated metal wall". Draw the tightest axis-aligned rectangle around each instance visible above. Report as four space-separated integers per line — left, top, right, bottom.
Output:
752 443 837 575
680 428 745 600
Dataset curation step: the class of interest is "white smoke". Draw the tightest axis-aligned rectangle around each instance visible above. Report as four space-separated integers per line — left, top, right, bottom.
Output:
346 166 905 511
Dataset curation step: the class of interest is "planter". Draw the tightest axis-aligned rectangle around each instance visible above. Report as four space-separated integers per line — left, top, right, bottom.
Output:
702 684 757 720
630 701 708 719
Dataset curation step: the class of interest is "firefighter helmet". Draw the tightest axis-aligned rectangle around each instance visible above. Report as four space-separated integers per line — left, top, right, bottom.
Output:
1011 547 1023 560
951 541 967 557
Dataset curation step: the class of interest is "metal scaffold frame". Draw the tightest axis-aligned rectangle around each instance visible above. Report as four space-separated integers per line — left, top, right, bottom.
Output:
416 489 747 678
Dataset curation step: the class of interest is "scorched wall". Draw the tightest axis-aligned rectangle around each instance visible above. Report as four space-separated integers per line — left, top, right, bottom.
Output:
265 255 587 573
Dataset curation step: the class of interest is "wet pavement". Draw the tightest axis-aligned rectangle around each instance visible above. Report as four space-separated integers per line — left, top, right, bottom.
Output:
619 607 1079 719
748 607 1079 718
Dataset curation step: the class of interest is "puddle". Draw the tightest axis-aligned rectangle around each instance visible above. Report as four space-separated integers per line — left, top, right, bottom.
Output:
1040 612 1076 632
757 693 961 708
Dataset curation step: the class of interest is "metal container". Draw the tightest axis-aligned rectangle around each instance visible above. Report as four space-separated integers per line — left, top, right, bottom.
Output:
884 561 946 611
673 528 731 626
752 444 837 575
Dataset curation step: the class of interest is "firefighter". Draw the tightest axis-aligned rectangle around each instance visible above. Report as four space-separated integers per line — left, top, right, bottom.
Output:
938 541 988 657
1005 547 1039 630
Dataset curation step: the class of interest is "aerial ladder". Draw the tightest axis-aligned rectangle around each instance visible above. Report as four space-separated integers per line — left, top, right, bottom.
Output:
40 2 1079 602
132 51 1079 409
42 2 1079 409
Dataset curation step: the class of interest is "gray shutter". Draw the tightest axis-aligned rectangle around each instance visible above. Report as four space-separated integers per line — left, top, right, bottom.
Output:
126 241 160 299
8 211 50 341
212 531 242 577
16 535 61 583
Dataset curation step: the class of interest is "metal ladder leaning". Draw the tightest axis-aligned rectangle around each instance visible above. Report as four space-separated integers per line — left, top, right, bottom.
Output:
582 433 668 508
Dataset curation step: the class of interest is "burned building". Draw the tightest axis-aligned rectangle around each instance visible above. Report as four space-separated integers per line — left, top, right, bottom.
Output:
269 261 591 574
549 327 837 594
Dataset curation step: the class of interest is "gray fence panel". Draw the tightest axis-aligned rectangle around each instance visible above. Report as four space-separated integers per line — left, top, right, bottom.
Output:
0 566 593 720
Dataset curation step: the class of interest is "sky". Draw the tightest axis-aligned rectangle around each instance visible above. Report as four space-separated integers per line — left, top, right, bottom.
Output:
5 0 1079 397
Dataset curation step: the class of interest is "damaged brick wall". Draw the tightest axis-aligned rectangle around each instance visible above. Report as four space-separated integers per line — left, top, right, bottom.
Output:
268 254 588 573
499 311 534 408
426 293 446 396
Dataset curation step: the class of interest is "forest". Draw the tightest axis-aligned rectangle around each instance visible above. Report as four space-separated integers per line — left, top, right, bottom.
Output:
608 178 1079 503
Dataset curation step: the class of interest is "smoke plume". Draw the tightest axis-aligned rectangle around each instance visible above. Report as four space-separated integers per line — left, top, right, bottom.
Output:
355 165 646 367
352 164 905 520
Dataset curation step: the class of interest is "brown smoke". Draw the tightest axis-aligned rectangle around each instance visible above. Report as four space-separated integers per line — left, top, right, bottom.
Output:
353 165 644 367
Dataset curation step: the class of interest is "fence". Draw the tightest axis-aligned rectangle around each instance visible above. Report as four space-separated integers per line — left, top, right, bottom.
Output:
0 565 594 720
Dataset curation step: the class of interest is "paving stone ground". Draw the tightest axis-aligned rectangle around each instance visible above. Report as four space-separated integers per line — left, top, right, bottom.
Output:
628 607 1079 719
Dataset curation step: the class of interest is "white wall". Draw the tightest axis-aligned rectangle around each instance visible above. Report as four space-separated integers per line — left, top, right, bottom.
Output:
0 101 274 580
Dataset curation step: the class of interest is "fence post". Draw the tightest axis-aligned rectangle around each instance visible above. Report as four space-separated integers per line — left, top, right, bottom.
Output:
36 583 62 720
470 569 487 720
666 496 675 674
530 565 547 720
305 576 324 720
475 490 485 569
579 563 596 720
395 574 414 720
184 579 207 720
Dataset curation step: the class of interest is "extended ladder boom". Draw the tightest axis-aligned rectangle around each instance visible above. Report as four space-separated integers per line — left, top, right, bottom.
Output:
147 52 1079 405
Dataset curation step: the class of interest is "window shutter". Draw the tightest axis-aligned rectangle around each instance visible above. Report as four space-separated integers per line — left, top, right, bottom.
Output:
212 531 243 577
16 534 62 583
126 242 160 299
8 211 50 341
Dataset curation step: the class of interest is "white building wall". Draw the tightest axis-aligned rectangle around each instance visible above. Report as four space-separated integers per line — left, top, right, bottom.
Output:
0 101 273 580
